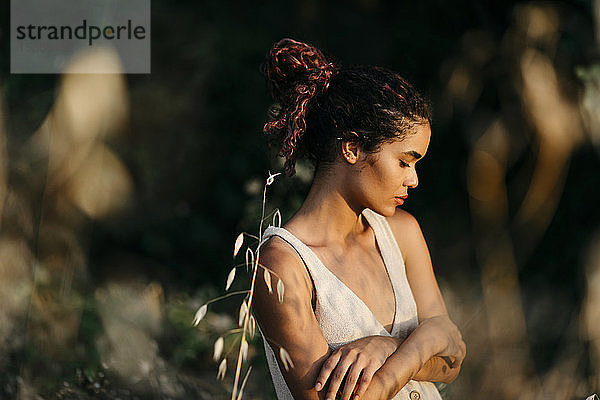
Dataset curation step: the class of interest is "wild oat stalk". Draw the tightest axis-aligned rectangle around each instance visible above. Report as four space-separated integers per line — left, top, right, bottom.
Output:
193 170 290 400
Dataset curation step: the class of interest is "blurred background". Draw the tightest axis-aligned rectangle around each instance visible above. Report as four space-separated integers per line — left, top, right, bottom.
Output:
0 0 599 399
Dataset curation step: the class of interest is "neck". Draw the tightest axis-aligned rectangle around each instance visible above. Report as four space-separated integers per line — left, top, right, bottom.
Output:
287 167 369 246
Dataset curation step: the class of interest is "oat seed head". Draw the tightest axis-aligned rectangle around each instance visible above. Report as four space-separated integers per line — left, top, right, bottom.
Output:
245 248 255 271
279 347 295 371
226 267 236 291
264 269 273 294
217 358 227 380
277 279 285 303
213 336 224 362
249 314 256 338
241 337 248 361
193 304 207 326
238 300 248 327
273 209 282 228
233 232 244 258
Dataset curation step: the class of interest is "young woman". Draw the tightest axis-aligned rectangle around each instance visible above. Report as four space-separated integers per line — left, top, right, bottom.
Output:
252 38 466 400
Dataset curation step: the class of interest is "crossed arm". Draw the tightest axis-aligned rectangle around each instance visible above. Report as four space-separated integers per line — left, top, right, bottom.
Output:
252 211 466 400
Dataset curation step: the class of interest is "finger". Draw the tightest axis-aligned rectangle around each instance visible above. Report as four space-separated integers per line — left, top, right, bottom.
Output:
352 365 377 399
440 355 456 368
315 351 341 391
325 357 354 400
339 363 363 400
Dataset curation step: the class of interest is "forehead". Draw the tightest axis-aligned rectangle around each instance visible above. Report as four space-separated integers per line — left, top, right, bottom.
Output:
383 123 431 153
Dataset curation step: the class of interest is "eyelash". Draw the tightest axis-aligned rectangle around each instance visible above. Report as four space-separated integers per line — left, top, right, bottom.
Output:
399 160 410 168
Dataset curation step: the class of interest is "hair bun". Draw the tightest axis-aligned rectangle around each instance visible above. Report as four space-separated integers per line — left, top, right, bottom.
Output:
261 38 333 103
261 38 334 176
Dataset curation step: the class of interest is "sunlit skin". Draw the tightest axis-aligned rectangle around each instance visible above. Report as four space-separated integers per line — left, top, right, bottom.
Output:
338 124 430 219
252 122 466 400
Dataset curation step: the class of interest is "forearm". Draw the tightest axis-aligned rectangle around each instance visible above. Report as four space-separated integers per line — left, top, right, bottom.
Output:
413 355 461 384
360 361 460 400
372 337 459 384
313 334 419 400
366 325 441 399
374 330 432 399
371 314 466 396
312 320 464 400
359 356 459 400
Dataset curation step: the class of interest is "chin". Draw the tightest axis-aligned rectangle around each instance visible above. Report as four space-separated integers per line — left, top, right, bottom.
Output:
387 207 400 217
370 205 397 217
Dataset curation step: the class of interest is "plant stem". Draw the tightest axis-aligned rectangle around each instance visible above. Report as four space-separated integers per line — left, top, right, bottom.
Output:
207 290 250 304
231 183 269 400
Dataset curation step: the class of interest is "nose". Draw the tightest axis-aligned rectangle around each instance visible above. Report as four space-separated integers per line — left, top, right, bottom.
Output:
404 168 418 189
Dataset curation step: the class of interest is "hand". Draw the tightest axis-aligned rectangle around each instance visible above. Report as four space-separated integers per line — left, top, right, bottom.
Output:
314 335 399 400
419 315 466 368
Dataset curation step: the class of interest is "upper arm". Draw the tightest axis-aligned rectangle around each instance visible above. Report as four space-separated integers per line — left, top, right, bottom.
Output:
252 236 331 399
387 210 448 322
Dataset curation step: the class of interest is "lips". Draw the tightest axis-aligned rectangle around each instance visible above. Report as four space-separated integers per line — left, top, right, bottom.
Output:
394 196 407 205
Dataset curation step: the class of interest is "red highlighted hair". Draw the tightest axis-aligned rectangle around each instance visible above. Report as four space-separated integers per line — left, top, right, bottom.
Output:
261 38 431 177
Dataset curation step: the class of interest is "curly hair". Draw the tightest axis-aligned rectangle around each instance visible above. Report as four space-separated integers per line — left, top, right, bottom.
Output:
260 38 431 177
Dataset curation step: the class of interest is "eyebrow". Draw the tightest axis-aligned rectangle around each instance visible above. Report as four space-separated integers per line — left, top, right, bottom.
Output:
402 150 423 160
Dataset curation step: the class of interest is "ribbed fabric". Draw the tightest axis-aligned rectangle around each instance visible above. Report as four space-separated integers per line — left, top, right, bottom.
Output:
257 208 442 400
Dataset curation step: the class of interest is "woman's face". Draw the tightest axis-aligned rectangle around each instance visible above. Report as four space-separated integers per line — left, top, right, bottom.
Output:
349 123 431 217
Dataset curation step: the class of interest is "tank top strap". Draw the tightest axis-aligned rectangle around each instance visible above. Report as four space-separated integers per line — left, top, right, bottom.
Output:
362 208 417 340
260 226 331 286
361 208 405 265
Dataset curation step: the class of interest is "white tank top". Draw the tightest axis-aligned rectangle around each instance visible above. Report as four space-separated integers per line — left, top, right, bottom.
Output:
257 207 443 400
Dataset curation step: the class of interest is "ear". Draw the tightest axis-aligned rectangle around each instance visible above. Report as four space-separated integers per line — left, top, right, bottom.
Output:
340 140 360 164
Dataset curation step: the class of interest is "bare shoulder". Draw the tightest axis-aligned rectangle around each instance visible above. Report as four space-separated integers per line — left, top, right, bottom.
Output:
253 235 315 324
386 208 420 229
258 235 313 295
385 210 448 319
384 209 423 258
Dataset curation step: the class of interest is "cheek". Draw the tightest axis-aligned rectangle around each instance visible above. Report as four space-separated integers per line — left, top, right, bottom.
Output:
359 158 401 194
380 163 404 184
364 170 398 197
385 168 413 192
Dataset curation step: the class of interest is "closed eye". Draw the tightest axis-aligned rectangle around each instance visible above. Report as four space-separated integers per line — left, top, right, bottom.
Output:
399 160 410 167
